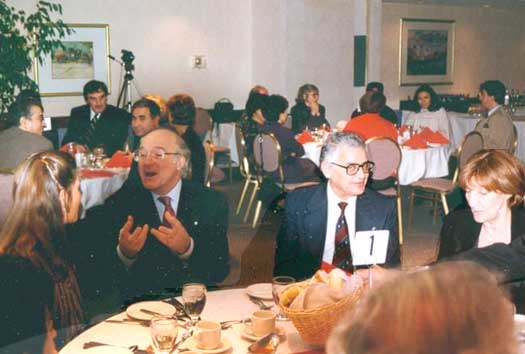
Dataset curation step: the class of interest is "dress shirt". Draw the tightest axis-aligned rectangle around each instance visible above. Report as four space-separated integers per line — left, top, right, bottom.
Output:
488 105 501 117
117 180 194 265
322 182 357 263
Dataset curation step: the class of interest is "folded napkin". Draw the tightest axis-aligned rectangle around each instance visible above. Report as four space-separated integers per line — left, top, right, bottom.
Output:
321 261 352 276
105 150 133 168
417 127 434 141
398 125 409 135
427 131 450 145
289 283 347 310
81 169 116 179
296 130 315 144
403 134 428 149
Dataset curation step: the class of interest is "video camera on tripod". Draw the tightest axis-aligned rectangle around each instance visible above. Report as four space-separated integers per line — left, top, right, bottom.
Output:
121 49 135 73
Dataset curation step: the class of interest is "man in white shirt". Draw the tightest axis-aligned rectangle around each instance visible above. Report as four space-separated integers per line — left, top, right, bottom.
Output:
475 80 514 151
274 132 400 280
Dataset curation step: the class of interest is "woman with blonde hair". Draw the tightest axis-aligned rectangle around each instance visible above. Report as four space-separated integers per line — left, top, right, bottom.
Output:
0 151 84 353
290 83 330 134
327 261 516 354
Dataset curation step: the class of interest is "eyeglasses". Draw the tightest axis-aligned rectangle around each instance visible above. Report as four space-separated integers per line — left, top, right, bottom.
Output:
330 161 375 176
134 147 181 162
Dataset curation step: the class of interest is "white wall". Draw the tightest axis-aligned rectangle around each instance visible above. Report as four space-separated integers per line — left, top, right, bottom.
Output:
382 3 525 108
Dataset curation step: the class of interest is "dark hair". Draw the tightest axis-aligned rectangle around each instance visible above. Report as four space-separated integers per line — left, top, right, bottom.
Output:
132 98 161 118
413 84 442 112
366 82 384 93
245 90 268 118
16 89 42 104
262 95 288 122
7 97 43 127
359 91 386 114
295 83 319 104
480 80 506 105
167 94 196 126
83 80 108 100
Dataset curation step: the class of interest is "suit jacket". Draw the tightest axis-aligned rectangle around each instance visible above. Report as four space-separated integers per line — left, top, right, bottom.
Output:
62 104 131 156
274 184 400 280
0 127 53 170
474 106 514 151
290 102 330 134
106 179 230 299
182 127 205 185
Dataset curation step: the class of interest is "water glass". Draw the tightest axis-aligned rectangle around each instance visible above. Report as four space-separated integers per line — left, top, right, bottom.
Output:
272 276 295 321
150 315 178 354
182 283 207 325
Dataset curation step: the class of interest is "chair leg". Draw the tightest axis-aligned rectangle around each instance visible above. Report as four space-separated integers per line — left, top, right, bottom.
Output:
228 155 232 183
236 178 250 215
407 188 415 231
397 195 403 245
244 182 259 223
432 194 439 224
252 200 262 229
440 192 449 215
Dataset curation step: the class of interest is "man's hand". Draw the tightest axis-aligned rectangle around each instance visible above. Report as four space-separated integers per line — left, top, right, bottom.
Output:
119 215 149 258
151 212 192 254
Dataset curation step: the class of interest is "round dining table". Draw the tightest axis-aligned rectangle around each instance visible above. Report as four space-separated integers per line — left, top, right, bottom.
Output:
80 167 129 217
59 287 317 354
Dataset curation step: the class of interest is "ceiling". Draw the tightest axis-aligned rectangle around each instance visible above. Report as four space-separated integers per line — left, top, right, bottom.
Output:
383 0 525 10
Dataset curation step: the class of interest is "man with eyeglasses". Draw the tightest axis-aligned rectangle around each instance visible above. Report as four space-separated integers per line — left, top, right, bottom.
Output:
105 128 230 299
274 132 400 280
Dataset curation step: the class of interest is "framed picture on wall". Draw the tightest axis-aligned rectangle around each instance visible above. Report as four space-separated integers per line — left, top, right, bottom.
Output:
34 23 111 97
399 18 455 86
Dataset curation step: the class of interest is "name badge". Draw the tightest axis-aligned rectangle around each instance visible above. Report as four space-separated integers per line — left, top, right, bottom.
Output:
351 230 390 266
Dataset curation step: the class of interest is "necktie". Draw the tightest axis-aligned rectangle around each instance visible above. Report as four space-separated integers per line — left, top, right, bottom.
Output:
332 202 353 271
85 113 100 147
158 196 175 226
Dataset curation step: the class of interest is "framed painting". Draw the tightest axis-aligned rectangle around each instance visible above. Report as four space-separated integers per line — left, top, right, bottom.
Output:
34 24 110 96
399 19 455 86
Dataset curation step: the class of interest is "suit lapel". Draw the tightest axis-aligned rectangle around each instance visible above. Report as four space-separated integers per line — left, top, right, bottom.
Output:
301 185 328 258
356 189 378 231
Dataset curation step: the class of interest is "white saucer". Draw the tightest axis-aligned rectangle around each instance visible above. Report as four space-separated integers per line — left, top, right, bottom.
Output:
186 337 232 354
126 301 176 321
246 283 273 300
238 324 285 342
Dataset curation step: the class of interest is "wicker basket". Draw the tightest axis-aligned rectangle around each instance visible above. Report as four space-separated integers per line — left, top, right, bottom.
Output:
279 282 365 345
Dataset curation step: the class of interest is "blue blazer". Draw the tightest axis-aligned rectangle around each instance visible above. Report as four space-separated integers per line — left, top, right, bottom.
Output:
274 184 400 280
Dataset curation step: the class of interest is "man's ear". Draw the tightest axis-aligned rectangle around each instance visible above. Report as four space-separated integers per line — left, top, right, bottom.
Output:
320 160 330 179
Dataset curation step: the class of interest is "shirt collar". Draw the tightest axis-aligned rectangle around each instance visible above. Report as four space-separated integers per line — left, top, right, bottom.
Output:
326 181 357 205
488 105 501 117
151 179 183 214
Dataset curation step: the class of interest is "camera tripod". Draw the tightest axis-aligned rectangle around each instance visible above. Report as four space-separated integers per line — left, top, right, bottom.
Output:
116 69 134 112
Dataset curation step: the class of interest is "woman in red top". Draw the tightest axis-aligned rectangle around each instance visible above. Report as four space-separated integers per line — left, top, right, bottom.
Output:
343 91 398 142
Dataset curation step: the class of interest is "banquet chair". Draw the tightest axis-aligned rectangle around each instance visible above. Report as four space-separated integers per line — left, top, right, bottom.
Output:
510 124 518 155
234 125 259 220
203 140 215 188
0 169 14 226
250 133 319 228
365 136 404 245
407 131 484 229
210 124 233 183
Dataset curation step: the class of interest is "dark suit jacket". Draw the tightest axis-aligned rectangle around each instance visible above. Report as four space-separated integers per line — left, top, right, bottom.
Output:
274 184 400 280
290 102 329 134
62 104 131 156
182 127 205 185
106 180 230 299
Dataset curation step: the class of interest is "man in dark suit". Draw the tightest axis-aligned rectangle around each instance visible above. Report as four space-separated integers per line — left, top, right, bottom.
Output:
274 132 400 280
107 128 229 299
62 80 130 156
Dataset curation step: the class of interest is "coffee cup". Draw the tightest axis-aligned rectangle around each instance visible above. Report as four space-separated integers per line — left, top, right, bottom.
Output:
243 310 276 337
195 321 221 349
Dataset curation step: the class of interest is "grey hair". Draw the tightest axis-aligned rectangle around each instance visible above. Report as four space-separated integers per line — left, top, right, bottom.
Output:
143 127 192 178
319 131 365 163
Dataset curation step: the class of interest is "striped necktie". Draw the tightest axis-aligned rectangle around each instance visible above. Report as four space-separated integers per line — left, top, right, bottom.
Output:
158 196 175 226
332 202 353 271
85 113 100 147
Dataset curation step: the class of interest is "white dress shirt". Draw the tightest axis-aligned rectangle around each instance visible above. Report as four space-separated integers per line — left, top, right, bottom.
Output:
322 182 357 263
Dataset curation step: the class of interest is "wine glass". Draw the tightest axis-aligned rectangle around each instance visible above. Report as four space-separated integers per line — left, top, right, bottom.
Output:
272 276 295 321
182 283 207 325
150 315 178 354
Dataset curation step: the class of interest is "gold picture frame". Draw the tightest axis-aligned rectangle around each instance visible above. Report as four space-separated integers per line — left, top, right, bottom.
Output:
399 18 455 86
34 23 111 97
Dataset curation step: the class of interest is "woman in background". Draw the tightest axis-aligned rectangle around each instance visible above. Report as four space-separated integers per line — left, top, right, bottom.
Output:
405 84 450 139
327 261 516 354
0 151 84 353
290 83 330 134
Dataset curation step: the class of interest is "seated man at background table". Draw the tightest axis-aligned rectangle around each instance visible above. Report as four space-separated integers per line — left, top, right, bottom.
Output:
0 96 53 170
475 80 514 151
129 98 161 151
107 128 230 299
62 80 130 156
351 81 398 126
274 132 400 280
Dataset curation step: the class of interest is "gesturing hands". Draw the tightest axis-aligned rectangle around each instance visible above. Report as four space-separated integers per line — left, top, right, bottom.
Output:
119 215 149 259
151 212 192 255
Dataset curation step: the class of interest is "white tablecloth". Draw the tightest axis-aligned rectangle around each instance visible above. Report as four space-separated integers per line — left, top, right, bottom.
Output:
207 123 239 165
81 169 129 212
302 142 449 186
59 288 315 354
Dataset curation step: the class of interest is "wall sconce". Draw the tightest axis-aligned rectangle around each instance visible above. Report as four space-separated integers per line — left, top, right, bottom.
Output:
191 55 206 69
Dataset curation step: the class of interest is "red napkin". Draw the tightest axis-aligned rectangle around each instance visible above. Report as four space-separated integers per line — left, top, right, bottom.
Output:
427 131 450 145
105 150 133 168
296 130 315 144
417 127 434 141
321 261 352 276
403 134 428 149
81 169 116 179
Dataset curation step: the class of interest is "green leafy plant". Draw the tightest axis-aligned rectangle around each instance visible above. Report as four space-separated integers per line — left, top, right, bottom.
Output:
0 0 72 113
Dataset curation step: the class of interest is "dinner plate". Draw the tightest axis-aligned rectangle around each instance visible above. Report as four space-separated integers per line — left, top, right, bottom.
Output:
237 323 286 341
126 301 177 321
186 336 232 354
246 283 273 300
82 347 132 354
